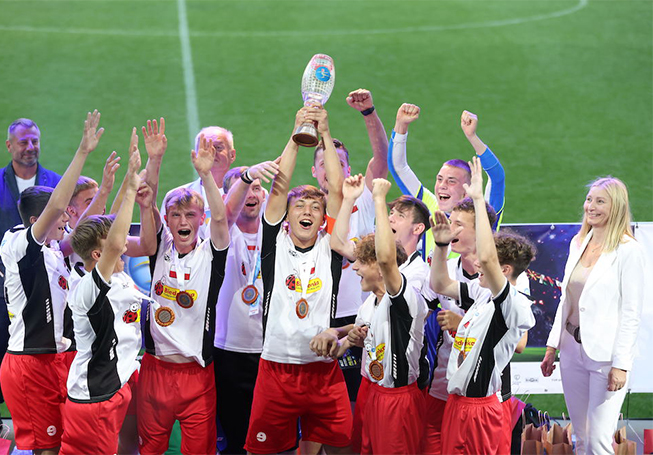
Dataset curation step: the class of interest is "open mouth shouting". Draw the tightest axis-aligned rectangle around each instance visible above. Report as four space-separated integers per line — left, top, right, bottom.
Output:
299 219 314 229
177 229 192 240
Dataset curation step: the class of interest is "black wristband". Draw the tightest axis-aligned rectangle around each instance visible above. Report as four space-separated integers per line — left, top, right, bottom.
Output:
361 106 375 116
240 169 253 184
435 241 450 247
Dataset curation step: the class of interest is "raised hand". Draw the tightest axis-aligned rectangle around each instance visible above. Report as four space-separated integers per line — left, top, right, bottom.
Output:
247 157 281 183
142 117 167 160
462 156 484 200
78 109 104 154
396 103 420 127
304 104 330 135
126 135 142 192
135 178 154 208
430 211 460 246
342 174 365 201
372 178 391 200
99 151 121 193
346 88 374 112
191 134 216 176
460 110 478 138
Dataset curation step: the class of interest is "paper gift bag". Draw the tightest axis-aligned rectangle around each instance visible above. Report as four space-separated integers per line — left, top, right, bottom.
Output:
521 423 544 455
543 421 574 455
613 426 637 455
0 424 11 455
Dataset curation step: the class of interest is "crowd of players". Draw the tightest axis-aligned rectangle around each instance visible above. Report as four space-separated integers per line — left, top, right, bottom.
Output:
0 88 645 455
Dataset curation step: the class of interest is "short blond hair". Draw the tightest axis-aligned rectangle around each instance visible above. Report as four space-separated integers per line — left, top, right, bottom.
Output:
71 215 115 263
71 176 98 201
578 176 634 252
164 188 205 213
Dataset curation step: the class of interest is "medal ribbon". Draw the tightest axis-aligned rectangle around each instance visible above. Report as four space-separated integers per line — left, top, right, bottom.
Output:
297 244 318 303
172 245 187 292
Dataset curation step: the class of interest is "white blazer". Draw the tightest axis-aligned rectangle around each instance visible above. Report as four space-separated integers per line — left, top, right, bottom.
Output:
546 230 646 371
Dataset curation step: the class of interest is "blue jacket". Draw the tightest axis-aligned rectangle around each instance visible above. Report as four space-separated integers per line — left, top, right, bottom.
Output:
0 161 61 237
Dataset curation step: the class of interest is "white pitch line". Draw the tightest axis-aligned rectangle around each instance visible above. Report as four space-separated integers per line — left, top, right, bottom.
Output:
177 0 200 161
0 0 589 38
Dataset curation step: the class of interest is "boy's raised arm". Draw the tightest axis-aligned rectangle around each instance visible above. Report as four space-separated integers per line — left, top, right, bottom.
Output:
429 210 462 300
372 178 402 296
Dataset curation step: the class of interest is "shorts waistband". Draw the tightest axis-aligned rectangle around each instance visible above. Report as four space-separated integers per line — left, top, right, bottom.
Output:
260 358 337 375
370 381 419 395
447 393 500 405
142 352 205 371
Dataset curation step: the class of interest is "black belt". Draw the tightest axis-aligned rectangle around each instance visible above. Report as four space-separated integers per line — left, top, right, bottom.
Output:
566 321 582 344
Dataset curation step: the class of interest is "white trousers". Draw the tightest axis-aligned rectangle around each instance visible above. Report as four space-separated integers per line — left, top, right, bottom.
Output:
559 330 628 455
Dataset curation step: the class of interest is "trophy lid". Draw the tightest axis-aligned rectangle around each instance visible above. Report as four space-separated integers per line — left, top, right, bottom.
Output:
301 54 335 106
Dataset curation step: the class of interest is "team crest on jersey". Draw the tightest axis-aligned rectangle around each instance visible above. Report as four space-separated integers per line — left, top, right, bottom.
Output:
122 303 141 324
285 274 296 290
58 275 68 290
294 278 322 294
164 254 171 262
241 262 247 276
154 280 164 296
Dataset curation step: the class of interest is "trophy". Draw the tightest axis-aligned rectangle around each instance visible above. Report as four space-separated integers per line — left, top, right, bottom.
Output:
292 54 336 147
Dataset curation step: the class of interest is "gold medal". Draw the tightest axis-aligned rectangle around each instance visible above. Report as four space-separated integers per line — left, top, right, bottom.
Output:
369 360 384 381
295 298 309 319
155 307 175 327
241 285 259 305
176 291 194 309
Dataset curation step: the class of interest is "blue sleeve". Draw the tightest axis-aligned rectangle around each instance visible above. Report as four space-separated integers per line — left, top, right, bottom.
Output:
478 147 505 228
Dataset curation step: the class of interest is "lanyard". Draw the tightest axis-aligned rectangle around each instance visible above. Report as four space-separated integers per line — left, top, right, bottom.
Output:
172 245 187 292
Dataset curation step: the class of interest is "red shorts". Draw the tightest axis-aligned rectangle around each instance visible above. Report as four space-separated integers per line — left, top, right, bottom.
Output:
60 371 137 455
422 394 447 454
361 382 425 454
245 359 352 454
441 394 507 454
137 353 216 455
0 353 66 450
351 375 372 454
55 351 76 398
500 397 514 453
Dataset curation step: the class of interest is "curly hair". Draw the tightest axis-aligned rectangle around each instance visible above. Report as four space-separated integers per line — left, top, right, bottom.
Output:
354 234 408 267
494 229 536 279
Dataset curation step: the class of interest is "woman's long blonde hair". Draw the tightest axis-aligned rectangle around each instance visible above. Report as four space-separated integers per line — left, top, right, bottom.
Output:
578 176 634 252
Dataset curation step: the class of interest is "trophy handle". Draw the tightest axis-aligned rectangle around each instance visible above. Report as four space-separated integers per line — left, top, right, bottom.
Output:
292 122 319 147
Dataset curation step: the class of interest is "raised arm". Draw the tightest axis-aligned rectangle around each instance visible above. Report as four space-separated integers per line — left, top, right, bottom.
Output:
193 135 229 250
81 151 121 220
464 156 505 297
372 178 402 295
125 177 160 258
308 106 343 217
109 129 139 215
142 117 167 204
97 142 141 281
429 211 461 299
33 110 103 243
265 108 306 224
225 159 279 228
387 103 424 198
330 174 364 261
346 89 389 189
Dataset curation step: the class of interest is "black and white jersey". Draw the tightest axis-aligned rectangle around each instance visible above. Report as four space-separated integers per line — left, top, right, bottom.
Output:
399 251 439 307
355 274 428 388
147 228 228 367
214 224 263 353
260 215 343 365
0 225 71 354
67 268 145 402
446 280 535 397
336 186 375 318
429 257 478 400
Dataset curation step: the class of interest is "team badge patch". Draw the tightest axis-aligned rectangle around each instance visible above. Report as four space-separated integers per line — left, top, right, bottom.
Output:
154 280 164 296
285 274 296 290
155 307 175 327
58 275 68 290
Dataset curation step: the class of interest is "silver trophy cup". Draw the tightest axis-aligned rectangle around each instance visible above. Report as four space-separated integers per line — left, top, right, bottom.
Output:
292 54 336 147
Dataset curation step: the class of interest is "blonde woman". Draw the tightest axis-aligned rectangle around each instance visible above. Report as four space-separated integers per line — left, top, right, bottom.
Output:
540 177 646 455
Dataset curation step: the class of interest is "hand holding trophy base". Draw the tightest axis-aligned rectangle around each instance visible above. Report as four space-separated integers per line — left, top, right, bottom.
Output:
292 54 335 147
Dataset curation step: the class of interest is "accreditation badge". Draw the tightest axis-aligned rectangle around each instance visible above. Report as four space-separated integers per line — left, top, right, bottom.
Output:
241 285 259 305
176 290 194 309
155 307 175 327
295 298 309 319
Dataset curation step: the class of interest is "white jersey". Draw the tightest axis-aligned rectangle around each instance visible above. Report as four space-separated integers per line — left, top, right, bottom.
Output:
214 224 263 353
447 280 535 397
67 269 145 402
429 257 478 400
0 226 71 354
399 251 439 307
336 185 375 318
147 228 228 367
160 178 223 241
356 274 428 388
260 215 342 365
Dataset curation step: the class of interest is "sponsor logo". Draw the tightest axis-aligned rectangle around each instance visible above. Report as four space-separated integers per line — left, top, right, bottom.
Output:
158 285 198 303
294 278 322 294
453 336 476 352
375 343 386 361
